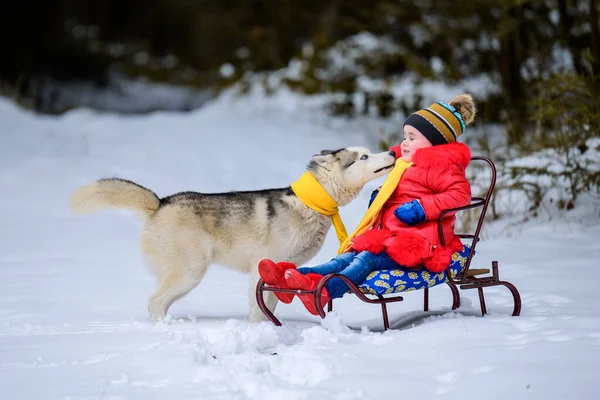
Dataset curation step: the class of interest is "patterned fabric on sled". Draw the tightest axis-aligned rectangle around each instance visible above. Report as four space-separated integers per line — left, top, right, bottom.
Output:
358 245 473 295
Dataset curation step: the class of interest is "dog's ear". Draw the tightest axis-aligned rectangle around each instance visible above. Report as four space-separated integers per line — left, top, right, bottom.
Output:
312 151 338 169
319 149 338 155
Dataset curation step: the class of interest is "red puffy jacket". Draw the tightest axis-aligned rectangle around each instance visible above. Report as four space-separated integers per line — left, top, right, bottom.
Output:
351 142 472 272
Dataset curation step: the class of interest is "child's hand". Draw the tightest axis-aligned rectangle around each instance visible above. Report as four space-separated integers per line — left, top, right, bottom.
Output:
394 200 426 226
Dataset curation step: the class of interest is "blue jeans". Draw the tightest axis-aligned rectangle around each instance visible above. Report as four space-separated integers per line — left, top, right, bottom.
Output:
297 251 401 299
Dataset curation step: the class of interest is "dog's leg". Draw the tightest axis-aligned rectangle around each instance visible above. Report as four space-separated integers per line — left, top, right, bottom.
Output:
248 266 279 323
148 264 208 321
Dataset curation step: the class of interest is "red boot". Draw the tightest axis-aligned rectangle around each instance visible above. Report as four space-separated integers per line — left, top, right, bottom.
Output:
258 259 297 303
284 269 330 316
258 259 296 284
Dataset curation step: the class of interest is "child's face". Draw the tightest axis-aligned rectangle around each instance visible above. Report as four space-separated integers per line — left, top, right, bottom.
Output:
401 125 433 161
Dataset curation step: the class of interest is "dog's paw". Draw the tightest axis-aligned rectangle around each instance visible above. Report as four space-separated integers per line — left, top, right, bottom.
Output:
150 313 167 323
148 302 167 322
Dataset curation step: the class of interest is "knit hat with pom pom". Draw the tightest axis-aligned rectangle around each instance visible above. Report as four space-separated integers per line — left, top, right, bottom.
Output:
403 93 476 146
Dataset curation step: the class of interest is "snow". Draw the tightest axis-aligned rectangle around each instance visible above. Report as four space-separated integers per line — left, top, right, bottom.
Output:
1 85 599 400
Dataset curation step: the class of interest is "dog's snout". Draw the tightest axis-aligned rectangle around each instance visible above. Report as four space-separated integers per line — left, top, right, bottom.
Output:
388 150 396 157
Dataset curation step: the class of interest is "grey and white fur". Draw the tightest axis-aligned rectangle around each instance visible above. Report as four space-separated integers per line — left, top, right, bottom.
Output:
70 146 396 322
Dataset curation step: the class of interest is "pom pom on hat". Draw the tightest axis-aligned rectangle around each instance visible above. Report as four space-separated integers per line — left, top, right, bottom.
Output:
448 93 476 125
403 93 477 146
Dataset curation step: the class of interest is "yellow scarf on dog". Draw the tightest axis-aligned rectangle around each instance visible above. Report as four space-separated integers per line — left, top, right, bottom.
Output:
337 159 413 254
291 172 348 245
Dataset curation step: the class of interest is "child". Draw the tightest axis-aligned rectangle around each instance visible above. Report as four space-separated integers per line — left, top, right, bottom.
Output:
258 93 475 315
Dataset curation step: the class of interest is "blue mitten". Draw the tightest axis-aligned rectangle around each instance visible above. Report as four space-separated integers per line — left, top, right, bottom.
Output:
368 189 379 208
394 200 426 226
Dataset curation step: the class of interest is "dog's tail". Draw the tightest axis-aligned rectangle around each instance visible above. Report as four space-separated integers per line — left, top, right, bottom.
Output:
70 178 160 220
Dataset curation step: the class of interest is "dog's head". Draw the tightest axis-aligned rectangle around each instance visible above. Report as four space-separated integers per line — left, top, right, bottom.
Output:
308 146 396 206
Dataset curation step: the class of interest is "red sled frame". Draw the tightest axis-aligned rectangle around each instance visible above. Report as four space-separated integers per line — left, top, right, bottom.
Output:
256 156 522 330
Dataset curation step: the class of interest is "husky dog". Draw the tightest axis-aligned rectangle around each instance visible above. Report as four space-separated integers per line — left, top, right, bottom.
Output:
70 147 396 322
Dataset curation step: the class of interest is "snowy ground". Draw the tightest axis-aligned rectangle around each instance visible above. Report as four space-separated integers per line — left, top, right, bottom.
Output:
0 88 599 400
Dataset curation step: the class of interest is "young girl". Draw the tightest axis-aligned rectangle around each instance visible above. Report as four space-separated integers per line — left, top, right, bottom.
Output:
258 93 475 315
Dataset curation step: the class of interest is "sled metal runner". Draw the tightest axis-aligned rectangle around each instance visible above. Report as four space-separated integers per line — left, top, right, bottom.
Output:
256 156 522 330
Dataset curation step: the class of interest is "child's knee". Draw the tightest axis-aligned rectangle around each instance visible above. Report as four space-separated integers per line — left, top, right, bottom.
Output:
356 251 377 267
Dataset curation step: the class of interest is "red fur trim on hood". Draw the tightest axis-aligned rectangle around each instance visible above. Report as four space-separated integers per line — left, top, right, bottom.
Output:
412 142 471 170
352 229 393 254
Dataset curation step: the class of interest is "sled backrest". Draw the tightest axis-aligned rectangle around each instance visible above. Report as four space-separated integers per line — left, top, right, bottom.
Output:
437 156 496 283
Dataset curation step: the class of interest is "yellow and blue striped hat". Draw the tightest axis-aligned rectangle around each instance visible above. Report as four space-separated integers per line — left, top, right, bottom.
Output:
403 94 476 146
